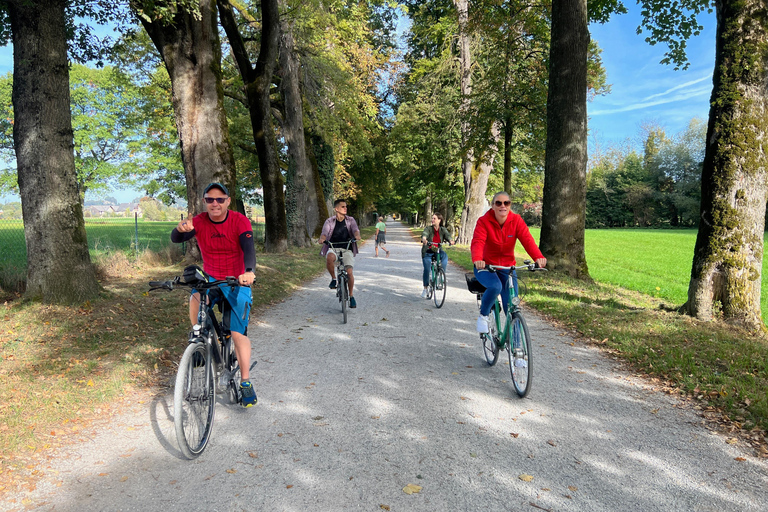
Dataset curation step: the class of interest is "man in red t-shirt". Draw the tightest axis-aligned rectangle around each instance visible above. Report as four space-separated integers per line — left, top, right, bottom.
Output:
171 183 258 407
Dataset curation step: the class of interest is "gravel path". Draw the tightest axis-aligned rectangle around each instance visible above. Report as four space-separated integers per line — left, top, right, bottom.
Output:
5 220 768 512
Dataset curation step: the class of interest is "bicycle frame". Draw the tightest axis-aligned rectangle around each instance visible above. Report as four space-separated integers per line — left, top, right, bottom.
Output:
487 270 520 350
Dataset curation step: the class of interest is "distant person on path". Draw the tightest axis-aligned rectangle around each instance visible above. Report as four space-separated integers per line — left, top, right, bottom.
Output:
471 191 546 333
375 216 390 257
170 182 258 407
318 199 362 308
420 213 453 298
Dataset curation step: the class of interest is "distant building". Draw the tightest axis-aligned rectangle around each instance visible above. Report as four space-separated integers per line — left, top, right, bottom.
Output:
85 205 116 217
114 203 143 217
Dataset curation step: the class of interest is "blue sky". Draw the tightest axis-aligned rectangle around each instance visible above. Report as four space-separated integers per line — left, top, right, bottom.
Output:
587 5 716 149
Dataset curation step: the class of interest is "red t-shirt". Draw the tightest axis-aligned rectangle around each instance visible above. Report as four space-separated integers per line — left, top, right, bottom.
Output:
432 228 441 246
192 211 253 280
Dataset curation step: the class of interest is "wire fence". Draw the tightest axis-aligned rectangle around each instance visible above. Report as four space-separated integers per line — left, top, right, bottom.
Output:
0 213 265 284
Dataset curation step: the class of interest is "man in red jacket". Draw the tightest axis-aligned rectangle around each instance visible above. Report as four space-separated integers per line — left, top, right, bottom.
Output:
471 191 547 333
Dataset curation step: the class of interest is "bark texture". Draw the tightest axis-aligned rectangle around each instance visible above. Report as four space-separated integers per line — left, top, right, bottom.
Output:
279 17 313 247
134 0 238 218
686 0 768 330
219 0 288 252
9 0 100 303
454 0 500 244
539 0 590 278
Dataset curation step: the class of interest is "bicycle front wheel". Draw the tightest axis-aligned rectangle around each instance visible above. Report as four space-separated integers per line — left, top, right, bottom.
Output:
508 312 532 398
433 268 446 308
339 275 348 324
481 306 500 366
174 342 216 459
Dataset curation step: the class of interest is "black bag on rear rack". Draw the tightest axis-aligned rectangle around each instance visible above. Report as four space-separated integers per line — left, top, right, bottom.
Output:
465 273 486 295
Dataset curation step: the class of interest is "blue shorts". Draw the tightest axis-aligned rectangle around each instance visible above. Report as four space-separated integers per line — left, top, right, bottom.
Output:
194 281 252 336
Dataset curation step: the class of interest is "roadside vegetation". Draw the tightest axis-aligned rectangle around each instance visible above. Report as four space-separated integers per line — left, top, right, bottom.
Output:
440 232 768 457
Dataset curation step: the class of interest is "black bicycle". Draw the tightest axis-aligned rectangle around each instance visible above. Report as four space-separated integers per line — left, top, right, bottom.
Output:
326 240 355 323
423 241 448 308
149 266 256 459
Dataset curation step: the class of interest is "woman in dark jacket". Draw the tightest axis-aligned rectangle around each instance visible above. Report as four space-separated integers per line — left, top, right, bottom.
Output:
420 213 452 298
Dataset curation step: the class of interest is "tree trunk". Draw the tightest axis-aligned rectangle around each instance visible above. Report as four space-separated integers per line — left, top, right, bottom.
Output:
9 0 100 303
504 115 513 194
134 0 238 259
539 0 590 278
454 0 497 245
685 0 768 331
279 16 313 247
305 130 329 237
218 0 288 253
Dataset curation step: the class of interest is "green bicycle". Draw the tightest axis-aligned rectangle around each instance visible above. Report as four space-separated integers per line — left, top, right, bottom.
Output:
465 260 547 397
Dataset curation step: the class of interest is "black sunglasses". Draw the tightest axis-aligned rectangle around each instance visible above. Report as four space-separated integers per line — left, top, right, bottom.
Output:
494 200 511 207
204 197 227 204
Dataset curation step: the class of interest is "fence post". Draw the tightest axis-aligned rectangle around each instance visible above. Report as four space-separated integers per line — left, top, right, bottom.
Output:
134 212 139 262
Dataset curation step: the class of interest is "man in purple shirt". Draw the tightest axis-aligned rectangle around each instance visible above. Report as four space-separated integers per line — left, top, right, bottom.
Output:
318 199 362 308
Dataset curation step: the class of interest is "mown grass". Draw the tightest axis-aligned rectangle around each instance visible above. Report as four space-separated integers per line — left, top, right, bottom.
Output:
0 228 374 493
440 229 768 455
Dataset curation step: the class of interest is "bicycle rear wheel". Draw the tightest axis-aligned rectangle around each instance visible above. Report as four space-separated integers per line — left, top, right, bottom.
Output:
339 274 348 324
174 342 216 459
221 335 241 405
508 312 532 397
433 268 446 308
481 307 500 366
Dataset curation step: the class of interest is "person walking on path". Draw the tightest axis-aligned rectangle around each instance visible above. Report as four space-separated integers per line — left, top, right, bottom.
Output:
374 216 390 257
170 182 258 407
318 199 362 308
471 191 546 333
420 212 452 298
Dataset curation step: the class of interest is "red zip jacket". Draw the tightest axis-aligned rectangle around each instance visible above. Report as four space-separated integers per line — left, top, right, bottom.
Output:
470 209 543 266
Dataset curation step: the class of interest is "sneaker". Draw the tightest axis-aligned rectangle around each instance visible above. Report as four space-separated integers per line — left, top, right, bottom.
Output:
476 315 490 333
514 358 528 369
420 289 428 299
349 296 357 308
385 250 390 257
329 279 337 289
240 381 257 408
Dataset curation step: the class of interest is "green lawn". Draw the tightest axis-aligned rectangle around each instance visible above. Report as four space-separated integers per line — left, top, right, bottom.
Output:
525 228 768 321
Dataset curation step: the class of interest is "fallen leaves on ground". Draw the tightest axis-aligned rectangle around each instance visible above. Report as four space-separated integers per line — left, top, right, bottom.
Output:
402 483 422 494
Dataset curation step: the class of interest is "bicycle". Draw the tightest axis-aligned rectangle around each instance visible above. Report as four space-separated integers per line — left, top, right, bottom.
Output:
325 239 355 324
149 266 257 459
424 241 449 308
465 260 547 397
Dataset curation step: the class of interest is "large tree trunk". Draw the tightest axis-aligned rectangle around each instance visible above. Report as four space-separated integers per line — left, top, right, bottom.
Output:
8 0 100 303
305 130 329 238
685 0 768 331
539 0 590 278
218 0 288 253
279 16 313 247
134 0 238 259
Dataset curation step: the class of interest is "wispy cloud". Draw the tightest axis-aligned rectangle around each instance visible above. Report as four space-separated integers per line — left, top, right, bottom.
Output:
590 76 712 116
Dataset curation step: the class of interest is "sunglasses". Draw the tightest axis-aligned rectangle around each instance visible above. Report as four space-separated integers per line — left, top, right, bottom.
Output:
337 205 347 209
494 200 511 207
204 197 227 204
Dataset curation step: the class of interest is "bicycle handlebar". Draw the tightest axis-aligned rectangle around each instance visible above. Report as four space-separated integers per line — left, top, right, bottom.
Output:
325 240 356 250
486 260 548 272
148 275 240 292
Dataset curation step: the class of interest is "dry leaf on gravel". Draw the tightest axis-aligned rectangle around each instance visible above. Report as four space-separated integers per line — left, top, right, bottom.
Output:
403 483 422 494
519 474 534 482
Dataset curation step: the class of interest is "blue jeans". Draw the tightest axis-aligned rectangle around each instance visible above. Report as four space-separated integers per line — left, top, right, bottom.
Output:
473 267 518 316
422 251 447 287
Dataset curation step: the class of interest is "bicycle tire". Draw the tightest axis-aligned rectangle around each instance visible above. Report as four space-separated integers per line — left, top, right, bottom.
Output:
339 274 348 324
509 312 532 398
481 306 500 366
174 342 216 459
433 268 446 308
222 335 241 405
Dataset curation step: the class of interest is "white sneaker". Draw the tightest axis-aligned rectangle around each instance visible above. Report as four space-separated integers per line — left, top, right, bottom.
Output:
476 315 490 333
514 358 528 368
420 289 428 299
